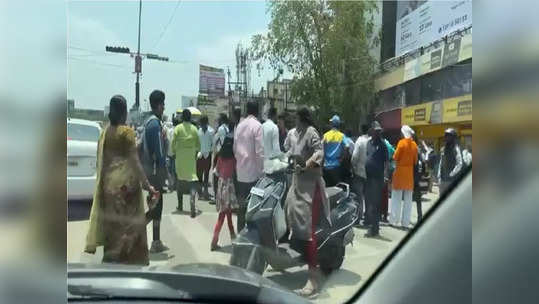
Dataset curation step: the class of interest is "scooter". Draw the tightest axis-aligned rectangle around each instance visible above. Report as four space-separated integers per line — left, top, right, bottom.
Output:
229 161 358 275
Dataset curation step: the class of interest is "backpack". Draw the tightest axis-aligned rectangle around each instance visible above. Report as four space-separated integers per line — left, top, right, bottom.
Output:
137 115 161 175
219 132 234 159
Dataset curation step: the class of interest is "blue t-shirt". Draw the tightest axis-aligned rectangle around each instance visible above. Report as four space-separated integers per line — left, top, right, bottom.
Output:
365 138 388 179
323 129 345 169
144 118 166 169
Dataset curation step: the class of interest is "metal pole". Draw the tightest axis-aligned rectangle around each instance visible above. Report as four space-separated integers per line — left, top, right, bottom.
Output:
135 0 142 110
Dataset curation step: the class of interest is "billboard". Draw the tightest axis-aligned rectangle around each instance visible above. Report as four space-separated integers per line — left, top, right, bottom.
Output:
199 65 225 97
396 1 472 57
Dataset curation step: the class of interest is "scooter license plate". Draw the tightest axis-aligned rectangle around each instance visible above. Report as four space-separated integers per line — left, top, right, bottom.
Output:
250 187 265 197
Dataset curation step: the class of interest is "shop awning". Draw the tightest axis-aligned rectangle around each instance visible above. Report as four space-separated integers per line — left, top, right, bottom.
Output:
376 108 401 130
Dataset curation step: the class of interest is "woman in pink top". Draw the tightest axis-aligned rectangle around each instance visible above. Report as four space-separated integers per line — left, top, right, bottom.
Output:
211 136 237 251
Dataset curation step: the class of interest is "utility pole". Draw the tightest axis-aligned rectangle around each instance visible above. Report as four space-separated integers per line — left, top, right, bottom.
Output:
135 0 142 110
105 0 169 124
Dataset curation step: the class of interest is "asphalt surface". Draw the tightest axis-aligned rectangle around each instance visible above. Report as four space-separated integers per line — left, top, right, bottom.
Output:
68 185 438 303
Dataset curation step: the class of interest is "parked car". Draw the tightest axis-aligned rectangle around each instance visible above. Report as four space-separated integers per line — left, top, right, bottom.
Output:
67 118 101 200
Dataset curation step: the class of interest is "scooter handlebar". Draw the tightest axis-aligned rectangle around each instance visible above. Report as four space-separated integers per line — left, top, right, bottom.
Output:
335 182 350 198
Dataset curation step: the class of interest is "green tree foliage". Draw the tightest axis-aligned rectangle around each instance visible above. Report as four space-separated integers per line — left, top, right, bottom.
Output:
251 0 379 130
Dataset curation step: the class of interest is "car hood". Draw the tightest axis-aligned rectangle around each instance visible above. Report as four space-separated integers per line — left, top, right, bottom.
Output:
68 262 308 304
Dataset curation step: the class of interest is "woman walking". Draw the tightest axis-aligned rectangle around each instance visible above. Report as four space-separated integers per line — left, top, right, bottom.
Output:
285 107 331 298
85 95 158 265
389 125 418 229
210 132 237 251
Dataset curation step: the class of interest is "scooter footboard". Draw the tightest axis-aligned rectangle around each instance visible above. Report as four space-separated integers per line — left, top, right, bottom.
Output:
230 228 261 269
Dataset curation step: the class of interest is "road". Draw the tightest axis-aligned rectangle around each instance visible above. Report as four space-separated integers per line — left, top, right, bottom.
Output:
68 187 438 303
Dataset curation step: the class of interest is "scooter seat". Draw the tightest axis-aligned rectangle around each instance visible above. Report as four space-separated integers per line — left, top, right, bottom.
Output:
326 186 345 208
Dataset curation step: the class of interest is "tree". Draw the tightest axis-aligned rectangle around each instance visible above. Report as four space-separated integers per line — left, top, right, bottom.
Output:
251 0 379 131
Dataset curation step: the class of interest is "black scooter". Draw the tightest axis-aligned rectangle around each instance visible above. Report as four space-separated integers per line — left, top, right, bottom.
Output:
230 163 358 275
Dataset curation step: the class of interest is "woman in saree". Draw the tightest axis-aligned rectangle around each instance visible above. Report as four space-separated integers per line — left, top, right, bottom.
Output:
285 107 331 298
85 95 158 265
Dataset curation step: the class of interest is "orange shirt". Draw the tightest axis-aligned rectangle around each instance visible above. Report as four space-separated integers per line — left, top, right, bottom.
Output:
392 138 418 190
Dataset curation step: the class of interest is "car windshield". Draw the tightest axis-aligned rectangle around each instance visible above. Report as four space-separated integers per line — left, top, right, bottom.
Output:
67 1 472 303
68 123 100 142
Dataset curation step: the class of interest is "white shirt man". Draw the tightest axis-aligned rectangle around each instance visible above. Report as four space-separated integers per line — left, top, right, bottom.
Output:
351 133 370 179
213 123 229 155
262 118 281 160
350 127 371 223
262 116 286 173
198 125 215 159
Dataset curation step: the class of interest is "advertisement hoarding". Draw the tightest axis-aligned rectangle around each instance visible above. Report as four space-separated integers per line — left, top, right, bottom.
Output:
199 65 225 97
396 1 472 57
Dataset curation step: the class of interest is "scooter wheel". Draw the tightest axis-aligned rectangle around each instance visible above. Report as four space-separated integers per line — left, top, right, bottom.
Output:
319 245 345 275
248 249 267 275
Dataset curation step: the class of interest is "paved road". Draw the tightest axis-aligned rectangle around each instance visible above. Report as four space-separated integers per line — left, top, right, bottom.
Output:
68 187 438 303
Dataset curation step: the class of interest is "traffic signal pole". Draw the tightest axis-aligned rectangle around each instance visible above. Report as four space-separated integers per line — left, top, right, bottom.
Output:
135 0 142 110
105 0 169 122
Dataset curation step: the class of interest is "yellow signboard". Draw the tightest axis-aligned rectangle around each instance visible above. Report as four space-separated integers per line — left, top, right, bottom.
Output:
442 94 472 123
401 102 433 126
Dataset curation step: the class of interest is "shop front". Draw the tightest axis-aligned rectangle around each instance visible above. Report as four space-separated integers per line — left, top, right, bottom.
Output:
401 94 472 151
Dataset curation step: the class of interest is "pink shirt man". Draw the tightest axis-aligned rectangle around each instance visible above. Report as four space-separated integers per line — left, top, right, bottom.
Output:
233 115 263 183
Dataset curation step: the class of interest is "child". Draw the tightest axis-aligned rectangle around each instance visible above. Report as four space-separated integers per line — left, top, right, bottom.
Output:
211 134 237 251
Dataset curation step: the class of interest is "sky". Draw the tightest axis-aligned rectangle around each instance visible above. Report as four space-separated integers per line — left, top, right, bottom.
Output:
67 0 284 118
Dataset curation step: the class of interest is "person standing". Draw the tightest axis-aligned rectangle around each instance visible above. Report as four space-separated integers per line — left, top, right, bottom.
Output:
381 137 395 223
171 109 201 218
262 107 284 173
197 115 214 200
413 133 425 223
211 137 237 251
285 107 331 297
277 113 288 152
231 107 242 132
140 90 168 253
211 113 230 205
389 125 418 230
167 117 180 192
233 101 263 231
322 115 347 187
85 95 158 265
351 124 370 225
341 129 355 186
438 128 463 195
364 121 389 238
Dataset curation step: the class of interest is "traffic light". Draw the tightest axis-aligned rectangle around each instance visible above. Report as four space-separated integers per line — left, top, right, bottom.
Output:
105 46 130 53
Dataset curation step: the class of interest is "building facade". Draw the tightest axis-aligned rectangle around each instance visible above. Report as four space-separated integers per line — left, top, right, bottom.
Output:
374 0 472 151
267 79 296 114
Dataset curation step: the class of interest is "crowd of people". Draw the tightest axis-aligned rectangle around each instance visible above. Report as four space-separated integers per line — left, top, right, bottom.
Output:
83 90 470 297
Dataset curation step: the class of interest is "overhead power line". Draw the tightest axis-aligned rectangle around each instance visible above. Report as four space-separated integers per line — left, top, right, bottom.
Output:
68 56 130 69
152 0 182 52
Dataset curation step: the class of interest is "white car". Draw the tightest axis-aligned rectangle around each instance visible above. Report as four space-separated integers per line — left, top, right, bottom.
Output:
67 118 101 200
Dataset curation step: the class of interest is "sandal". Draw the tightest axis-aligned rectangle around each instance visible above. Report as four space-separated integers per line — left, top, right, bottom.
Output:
296 279 319 298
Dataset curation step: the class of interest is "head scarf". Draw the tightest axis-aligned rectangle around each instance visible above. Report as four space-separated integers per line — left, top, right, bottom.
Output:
401 125 414 139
